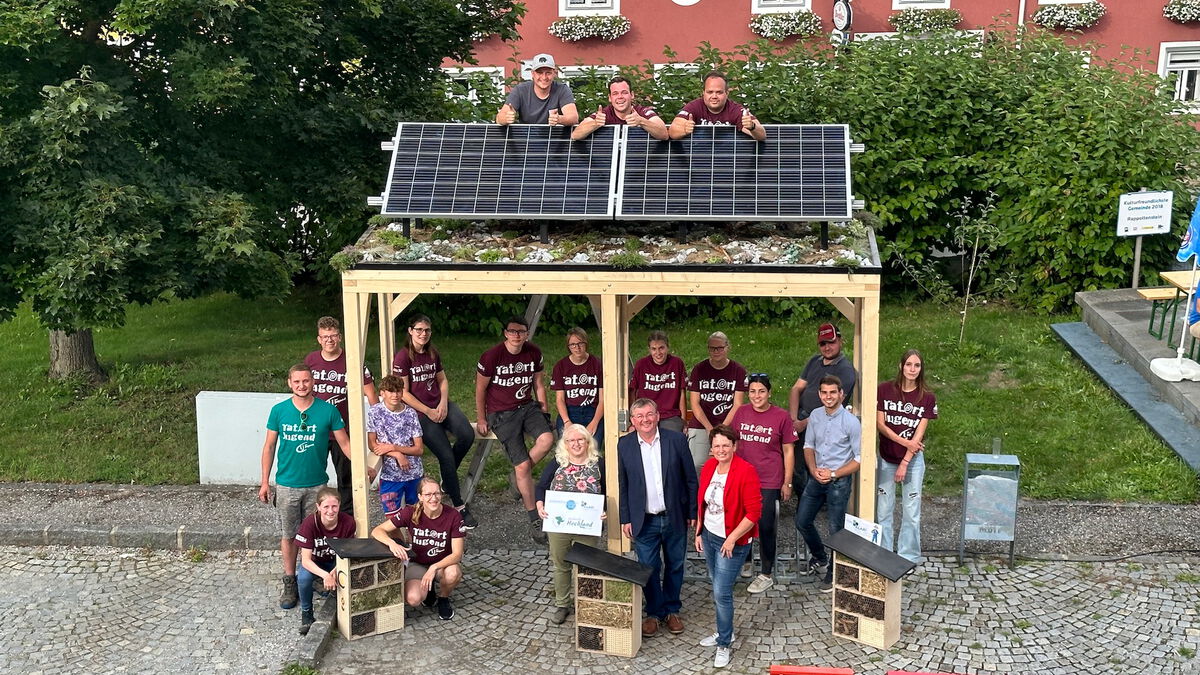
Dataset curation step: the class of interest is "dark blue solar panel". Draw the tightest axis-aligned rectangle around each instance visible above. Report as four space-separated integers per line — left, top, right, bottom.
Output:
382 123 617 219
616 124 852 221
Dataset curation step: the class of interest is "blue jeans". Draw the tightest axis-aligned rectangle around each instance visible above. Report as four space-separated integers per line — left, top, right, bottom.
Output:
555 404 604 451
876 453 925 563
701 528 750 647
794 475 852 573
297 558 336 611
632 513 686 619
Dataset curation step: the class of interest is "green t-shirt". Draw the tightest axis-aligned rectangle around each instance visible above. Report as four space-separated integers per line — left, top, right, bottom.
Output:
267 397 345 488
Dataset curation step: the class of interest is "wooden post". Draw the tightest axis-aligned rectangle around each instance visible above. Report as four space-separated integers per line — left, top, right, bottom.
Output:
376 293 394 379
855 292 880 523
600 293 626 554
341 286 373 536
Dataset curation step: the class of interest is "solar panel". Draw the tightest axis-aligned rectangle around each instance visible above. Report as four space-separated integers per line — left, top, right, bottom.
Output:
381 123 618 219
616 124 852 221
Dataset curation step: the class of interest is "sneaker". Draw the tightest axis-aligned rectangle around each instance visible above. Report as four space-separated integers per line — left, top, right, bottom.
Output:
437 596 455 620
699 631 734 647
714 646 732 668
459 506 478 530
740 561 753 578
551 606 570 625
279 575 298 610
422 589 437 608
802 558 828 578
298 609 315 635
818 577 834 592
747 574 774 594
529 520 548 546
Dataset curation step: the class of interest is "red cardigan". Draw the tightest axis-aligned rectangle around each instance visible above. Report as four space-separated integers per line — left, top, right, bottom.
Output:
696 454 762 546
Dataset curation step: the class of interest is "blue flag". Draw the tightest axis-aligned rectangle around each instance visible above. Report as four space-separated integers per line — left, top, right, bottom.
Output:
1178 196 1200 263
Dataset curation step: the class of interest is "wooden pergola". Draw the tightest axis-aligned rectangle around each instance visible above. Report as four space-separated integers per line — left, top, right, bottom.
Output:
339 261 882 553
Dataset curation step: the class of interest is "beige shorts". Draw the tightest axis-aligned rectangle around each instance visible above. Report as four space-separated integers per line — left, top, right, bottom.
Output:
274 485 324 539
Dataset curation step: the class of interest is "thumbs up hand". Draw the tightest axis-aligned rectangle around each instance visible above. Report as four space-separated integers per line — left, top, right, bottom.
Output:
548 108 560 126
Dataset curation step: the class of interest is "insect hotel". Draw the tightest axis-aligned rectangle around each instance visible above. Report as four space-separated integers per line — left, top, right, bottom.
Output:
565 543 652 658
826 529 917 649
328 538 407 640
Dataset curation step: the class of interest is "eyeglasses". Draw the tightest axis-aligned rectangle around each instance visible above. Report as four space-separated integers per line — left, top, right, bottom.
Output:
318 334 341 341
707 345 728 351
420 491 443 499
567 341 587 348
630 413 657 421
411 327 431 334
505 328 529 336
566 437 588 445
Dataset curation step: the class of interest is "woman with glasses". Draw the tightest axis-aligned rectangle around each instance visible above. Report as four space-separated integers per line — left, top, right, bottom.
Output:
694 425 761 669
534 424 606 625
630 330 688 433
371 476 467 621
549 327 605 449
392 314 479 529
686 331 748 474
729 373 797 594
876 349 937 563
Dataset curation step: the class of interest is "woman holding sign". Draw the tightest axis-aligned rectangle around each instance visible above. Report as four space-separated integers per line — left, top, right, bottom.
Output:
535 424 606 625
694 425 761 669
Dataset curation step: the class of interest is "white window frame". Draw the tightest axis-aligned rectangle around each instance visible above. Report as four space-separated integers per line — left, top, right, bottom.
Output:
892 0 951 9
559 0 619 17
1159 42 1200 113
752 0 810 14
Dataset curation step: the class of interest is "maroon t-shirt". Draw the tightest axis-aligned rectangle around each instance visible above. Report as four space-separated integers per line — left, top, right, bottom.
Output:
686 359 748 429
305 350 374 432
550 354 603 407
390 505 466 566
294 512 357 564
601 104 658 125
477 342 544 414
392 349 443 412
877 382 938 465
731 404 798 489
677 98 752 129
630 354 687 420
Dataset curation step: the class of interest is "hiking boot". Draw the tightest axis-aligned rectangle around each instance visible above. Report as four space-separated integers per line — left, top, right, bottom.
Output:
459 506 478 530
747 574 774 594
437 596 455 620
529 520 548 546
279 575 298 609
551 606 570 625
299 609 315 635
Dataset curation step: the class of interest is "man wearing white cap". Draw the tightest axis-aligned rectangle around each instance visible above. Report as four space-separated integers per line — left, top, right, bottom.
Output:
496 53 580 127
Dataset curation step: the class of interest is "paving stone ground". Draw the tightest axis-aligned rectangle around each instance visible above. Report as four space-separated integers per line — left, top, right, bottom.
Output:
0 546 299 674
319 550 1200 675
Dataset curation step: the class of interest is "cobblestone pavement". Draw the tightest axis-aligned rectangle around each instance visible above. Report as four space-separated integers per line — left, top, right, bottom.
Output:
320 550 1200 675
0 546 299 674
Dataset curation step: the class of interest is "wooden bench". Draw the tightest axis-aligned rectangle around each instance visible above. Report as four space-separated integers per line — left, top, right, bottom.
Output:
1139 286 1180 340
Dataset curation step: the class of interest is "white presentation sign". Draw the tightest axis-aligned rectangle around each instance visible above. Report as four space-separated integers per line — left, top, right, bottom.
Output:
1117 190 1173 237
843 513 883 546
542 490 605 536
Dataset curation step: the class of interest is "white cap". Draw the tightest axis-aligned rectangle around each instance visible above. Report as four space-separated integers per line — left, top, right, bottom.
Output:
530 53 557 70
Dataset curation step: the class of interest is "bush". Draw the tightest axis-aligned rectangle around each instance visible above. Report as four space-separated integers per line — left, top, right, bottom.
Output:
887 8 963 34
749 11 823 41
1164 0 1200 23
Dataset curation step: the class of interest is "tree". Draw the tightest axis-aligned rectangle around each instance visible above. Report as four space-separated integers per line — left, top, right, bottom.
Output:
0 0 522 379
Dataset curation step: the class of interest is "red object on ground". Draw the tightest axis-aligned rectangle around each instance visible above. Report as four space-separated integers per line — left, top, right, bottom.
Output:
768 662 854 667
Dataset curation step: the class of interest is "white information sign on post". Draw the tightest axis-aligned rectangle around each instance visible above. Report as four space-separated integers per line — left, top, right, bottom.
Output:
843 513 883 546
542 490 605 537
1117 190 1173 237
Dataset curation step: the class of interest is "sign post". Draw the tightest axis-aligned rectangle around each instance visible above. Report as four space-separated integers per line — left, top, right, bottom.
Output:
1116 189 1174 289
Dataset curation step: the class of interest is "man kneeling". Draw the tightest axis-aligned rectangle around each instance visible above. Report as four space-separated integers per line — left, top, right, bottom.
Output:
371 477 466 620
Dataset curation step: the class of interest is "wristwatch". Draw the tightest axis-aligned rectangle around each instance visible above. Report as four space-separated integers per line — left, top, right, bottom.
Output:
747 121 757 131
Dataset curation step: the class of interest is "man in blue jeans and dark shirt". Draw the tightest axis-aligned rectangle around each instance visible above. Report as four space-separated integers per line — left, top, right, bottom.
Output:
794 374 861 591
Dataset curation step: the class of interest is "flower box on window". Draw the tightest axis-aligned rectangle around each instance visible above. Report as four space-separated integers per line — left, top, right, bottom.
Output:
887 8 963 33
749 10 823 41
1164 0 1200 23
548 14 631 42
1030 1 1106 30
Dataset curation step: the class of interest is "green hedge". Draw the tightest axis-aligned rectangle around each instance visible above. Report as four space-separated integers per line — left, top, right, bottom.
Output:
495 27 1199 311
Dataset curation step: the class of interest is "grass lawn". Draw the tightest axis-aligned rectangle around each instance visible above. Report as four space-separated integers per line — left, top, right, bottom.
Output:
0 290 1195 503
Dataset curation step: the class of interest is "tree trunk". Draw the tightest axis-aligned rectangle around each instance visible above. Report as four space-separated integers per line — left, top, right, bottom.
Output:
48 329 108 382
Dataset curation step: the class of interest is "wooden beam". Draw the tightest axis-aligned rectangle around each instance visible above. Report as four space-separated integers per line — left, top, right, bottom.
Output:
376 293 394 379
388 293 418 317
828 297 855 321
626 295 655 318
342 286 373 536
600 293 626 554
525 294 548 340
855 294 880 523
